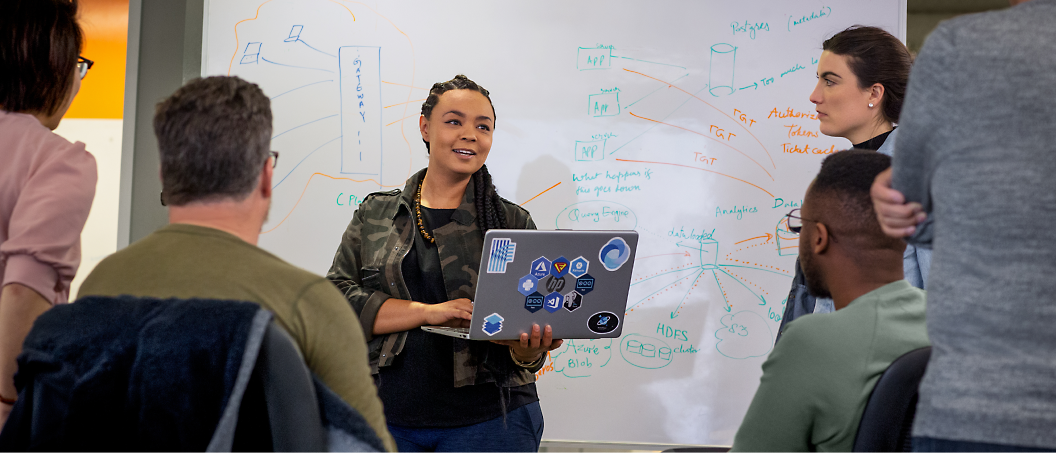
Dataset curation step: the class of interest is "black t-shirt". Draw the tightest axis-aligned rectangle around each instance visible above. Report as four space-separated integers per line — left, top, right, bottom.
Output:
853 129 894 151
377 206 538 428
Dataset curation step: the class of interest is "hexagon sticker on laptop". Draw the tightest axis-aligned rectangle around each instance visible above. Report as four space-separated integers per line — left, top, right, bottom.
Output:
569 256 589 277
530 257 551 279
517 275 538 296
551 256 571 277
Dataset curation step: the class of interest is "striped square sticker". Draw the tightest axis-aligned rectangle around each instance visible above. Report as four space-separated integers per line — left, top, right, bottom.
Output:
487 238 516 273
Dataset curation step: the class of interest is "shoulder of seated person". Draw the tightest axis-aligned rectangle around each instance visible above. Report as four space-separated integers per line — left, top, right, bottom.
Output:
856 281 925 306
776 312 848 353
290 279 358 317
779 284 920 346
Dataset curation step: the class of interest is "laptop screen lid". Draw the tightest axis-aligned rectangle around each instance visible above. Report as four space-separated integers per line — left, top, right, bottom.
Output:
465 229 638 340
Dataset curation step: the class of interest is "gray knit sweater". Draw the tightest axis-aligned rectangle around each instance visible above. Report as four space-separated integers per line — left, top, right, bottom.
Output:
892 0 1056 448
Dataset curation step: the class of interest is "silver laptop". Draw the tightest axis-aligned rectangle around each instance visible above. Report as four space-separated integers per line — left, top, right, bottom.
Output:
422 229 638 340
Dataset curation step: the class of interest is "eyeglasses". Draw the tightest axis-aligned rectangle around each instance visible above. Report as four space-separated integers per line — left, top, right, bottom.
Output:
785 208 839 243
785 208 815 234
77 56 94 79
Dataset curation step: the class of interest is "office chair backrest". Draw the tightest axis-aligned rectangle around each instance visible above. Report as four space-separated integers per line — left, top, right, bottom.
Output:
0 297 330 451
853 346 932 452
250 323 327 452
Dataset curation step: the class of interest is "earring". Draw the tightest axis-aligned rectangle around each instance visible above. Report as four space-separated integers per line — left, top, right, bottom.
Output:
868 103 874 108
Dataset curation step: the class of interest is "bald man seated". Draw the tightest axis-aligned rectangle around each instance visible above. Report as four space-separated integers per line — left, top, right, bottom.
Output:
731 150 930 452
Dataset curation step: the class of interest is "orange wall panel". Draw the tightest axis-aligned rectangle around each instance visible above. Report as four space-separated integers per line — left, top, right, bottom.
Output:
66 0 130 119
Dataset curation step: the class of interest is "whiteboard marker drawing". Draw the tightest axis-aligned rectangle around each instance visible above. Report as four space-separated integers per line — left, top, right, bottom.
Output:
774 214 799 256
240 42 262 64
588 91 620 117
575 138 606 162
619 333 673 369
714 310 773 359
550 339 613 378
625 237 790 320
578 47 612 70
338 46 382 176
708 43 737 97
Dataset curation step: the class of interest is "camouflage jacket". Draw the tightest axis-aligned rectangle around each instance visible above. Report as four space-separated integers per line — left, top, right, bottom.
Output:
326 168 540 388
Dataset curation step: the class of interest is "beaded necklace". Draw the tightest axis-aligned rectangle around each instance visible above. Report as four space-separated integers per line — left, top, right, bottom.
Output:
415 182 435 244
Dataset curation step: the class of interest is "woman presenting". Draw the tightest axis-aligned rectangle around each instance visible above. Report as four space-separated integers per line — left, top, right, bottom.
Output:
328 75 562 452
779 26 927 335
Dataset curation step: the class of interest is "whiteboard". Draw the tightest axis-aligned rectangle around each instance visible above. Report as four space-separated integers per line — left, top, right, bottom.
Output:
203 0 905 446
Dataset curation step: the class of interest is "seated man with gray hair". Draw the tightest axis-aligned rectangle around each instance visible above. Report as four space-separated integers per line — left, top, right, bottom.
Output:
77 76 394 450
731 150 929 451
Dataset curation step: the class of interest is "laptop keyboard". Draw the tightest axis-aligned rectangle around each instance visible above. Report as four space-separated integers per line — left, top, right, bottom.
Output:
427 326 469 334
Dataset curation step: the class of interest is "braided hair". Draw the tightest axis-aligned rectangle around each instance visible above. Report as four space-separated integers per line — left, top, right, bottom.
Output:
471 164 508 232
421 75 508 232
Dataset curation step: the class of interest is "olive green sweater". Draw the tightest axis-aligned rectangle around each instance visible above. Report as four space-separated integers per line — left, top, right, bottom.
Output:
78 224 395 451
731 280 928 452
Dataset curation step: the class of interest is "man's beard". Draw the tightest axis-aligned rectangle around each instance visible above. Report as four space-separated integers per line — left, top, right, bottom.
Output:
800 251 831 299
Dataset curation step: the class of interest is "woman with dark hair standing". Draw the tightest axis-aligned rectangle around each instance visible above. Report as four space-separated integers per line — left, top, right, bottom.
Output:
810 26 910 152
779 26 927 335
0 0 97 424
328 75 562 452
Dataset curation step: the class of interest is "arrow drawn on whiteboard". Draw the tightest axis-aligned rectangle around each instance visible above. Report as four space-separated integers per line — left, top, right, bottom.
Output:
628 269 701 315
616 158 775 198
635 251 692 261
611 75 696 154
718 268 767 306
293 38 336 58
622 68 775 169
271 114 338 140
260 56 334 73
272 136 341 189
627 111 774 181
630 264 699 287
739 82 758 91
270 79 333 99
611 54 687 69
625 236 791 320
710 270 733 313
671 269 711 318
263 172 382 234
520 182 562 206
621 73 691 112
734 233 772 244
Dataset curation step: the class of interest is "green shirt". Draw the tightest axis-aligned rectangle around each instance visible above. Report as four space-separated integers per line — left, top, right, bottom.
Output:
731 280 929 452
78 224 395 451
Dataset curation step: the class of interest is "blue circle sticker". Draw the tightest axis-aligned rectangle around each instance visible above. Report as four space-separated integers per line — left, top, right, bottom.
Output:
587 311 620 334
599 237 630 271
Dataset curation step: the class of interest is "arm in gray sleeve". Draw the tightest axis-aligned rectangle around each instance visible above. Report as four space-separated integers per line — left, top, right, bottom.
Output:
891 24 956 248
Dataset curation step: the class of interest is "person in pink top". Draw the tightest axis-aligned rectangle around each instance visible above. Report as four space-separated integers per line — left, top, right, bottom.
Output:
0 0 98 425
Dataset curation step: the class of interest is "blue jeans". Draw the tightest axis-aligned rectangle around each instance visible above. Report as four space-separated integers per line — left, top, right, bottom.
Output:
388 401 544 452
914 436 1051 452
